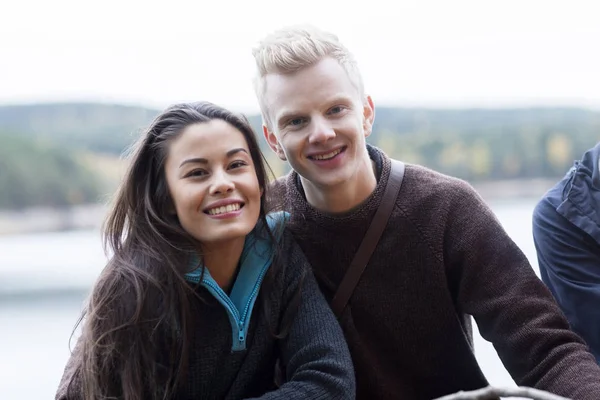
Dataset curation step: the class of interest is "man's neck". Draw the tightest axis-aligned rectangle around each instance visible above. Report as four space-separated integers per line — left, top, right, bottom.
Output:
300 157 378 213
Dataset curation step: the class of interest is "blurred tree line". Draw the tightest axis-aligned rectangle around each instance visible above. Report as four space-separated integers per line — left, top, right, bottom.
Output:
366 108 600 182
0 131 101 209
1 103 599 210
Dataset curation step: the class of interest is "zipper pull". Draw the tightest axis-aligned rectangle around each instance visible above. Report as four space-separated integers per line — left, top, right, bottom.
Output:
238 326 245 343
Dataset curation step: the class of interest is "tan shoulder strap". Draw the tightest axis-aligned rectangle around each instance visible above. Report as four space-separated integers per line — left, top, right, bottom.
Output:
330 159 406 318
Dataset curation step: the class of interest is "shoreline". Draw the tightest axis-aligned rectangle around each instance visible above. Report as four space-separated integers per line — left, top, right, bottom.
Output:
0 204 107 236
0 178 555 236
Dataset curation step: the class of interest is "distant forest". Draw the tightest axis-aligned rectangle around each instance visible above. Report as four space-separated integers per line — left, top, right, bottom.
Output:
0 131 100 209
1 102 599 210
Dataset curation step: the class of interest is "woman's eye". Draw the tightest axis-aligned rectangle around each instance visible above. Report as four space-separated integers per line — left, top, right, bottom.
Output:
230 161 247 169
186 169 207 178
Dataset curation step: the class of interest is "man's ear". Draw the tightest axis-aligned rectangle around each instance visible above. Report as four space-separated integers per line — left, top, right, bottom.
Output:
362 95 375 138
263 125 287 161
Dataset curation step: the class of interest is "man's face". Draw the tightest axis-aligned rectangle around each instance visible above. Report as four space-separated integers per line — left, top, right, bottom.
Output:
262 57 375 192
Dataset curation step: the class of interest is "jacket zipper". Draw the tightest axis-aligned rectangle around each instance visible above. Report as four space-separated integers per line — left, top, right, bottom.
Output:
239 262 270 339
201 278 246 344
186 264 270 349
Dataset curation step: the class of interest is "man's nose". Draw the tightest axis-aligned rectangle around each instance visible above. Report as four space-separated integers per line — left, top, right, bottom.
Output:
307 117 336 144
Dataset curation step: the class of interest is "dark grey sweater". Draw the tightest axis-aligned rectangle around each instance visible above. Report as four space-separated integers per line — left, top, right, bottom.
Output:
55 225 355 399
269 144 600 400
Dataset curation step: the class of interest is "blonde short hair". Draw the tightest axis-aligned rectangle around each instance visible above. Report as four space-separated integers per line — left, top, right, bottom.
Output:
252 25 365 130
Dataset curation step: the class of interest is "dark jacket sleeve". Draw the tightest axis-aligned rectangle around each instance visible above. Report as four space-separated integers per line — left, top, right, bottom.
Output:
444 180 600 399
249 230 355 400
533 195 600 364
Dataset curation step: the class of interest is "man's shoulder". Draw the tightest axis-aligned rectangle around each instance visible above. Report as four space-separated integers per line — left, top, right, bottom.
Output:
534 162 598 238
388 160 499 232
533 183 563 223
266 172 294 212
400 162 476 203
269 173 290 192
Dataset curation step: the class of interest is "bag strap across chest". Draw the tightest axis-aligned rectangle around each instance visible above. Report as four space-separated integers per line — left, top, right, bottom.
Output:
330 160 406 318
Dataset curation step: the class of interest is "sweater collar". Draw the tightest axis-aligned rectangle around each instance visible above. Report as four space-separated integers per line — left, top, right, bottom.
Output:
286 144 392 228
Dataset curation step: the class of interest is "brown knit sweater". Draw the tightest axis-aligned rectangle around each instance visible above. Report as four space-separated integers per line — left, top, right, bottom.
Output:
268 145 600 400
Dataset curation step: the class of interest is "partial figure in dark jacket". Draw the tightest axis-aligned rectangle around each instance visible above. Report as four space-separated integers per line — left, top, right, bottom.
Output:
533 142 600 364
55 102 354 400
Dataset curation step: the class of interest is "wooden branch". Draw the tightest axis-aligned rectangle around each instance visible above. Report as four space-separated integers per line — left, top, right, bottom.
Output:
433 386 571 400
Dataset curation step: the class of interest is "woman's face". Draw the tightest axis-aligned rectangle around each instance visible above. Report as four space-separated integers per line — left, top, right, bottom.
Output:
164 119 262 248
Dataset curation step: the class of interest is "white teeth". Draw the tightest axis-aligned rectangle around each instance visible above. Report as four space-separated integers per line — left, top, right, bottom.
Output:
207 203 241 215
312 148 342 160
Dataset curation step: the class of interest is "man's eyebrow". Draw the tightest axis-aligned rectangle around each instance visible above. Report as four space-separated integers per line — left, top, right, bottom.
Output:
276 111 300 127
179 148 248 168
276 95 354 127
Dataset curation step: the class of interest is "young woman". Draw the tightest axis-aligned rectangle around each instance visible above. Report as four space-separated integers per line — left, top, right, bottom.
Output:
55 102 354 400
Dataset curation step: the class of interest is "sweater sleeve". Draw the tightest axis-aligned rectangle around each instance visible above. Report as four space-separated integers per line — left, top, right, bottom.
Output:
249 230 356 400
55 337 83 400
444 180 600 399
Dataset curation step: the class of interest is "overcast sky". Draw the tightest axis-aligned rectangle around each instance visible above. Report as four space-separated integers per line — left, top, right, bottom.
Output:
1 0 599 113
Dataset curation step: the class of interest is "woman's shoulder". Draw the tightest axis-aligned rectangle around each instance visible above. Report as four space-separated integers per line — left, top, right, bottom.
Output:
260 211 308 280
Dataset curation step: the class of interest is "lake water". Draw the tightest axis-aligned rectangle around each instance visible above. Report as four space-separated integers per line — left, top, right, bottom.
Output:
0 199 542 399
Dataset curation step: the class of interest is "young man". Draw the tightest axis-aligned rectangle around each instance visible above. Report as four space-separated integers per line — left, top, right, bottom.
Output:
250 25 600 399
533 142 600 365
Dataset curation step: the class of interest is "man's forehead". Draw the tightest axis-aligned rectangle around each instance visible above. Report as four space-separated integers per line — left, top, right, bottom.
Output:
263 59 349 92
264 77 357 112
260 62 362 128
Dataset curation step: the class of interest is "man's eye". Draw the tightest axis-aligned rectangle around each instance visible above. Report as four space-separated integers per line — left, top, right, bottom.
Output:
288 118 304 126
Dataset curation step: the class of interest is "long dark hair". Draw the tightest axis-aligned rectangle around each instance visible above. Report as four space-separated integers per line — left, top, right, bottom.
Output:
71 102 278 400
